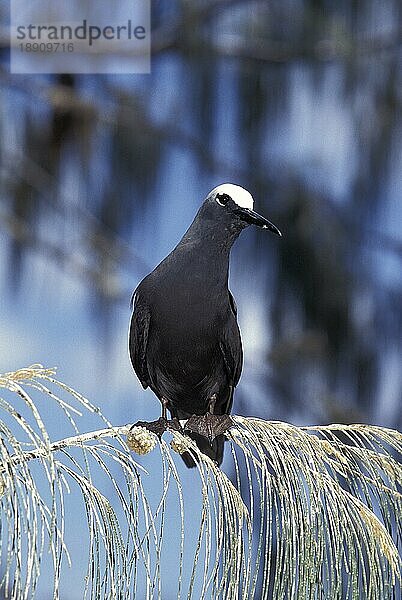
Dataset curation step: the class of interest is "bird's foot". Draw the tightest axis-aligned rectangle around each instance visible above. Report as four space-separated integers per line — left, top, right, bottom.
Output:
167 417 183 433
184 414 234 444
131 417 169 438
131 416 183 438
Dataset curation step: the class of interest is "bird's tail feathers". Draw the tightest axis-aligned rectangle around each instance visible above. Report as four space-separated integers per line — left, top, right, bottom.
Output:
180 432 225 468
170 408 225 468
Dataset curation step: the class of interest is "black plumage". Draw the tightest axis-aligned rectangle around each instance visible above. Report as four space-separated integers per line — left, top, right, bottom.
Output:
129 184 281 466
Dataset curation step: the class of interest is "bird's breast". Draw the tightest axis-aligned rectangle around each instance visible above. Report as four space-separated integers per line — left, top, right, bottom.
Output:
145 302 230 407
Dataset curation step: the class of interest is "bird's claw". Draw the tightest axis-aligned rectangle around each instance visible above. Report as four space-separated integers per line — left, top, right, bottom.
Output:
131 416 182 438
131 417 168 438
168 417 183 433
184 414 234 444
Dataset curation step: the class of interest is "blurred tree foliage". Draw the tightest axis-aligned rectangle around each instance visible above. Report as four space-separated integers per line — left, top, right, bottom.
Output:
0 0 401 428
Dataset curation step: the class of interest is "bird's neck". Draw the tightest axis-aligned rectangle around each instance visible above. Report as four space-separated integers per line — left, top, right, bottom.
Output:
177 222 238 285
180 216 242 253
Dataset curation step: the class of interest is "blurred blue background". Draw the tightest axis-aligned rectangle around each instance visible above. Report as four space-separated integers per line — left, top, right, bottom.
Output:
0 0 401 596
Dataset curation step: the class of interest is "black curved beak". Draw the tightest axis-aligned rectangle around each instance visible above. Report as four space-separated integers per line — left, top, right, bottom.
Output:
235 207 282 236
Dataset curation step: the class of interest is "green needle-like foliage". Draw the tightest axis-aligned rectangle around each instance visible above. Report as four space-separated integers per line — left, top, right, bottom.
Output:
0 366 400 599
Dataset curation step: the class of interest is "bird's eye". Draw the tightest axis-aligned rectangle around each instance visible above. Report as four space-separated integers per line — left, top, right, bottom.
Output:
216 193 231 206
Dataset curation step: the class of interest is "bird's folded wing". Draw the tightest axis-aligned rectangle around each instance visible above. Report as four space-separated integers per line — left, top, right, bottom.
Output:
219 295 243 411
129 294 151 389
228 289 238 316
220 291 243 389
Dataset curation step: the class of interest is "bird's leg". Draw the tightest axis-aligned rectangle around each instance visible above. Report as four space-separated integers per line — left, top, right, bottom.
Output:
185 393 233 444
161 396 168 420
131 396 171 438
208 394 217 413
159 398 182 431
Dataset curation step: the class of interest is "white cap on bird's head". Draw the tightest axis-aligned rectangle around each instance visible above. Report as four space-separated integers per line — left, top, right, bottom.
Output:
209 183 254 210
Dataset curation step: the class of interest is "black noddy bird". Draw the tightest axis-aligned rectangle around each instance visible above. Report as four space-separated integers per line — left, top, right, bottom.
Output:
129 183 281 467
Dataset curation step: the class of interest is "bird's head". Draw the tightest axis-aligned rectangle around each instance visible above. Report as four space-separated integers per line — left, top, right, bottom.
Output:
205 183 282 237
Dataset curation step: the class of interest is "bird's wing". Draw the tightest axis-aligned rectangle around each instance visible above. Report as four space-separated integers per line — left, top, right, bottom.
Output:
228 289 237 316
219 335 242 387
219 292 243 390
129 292 151 389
